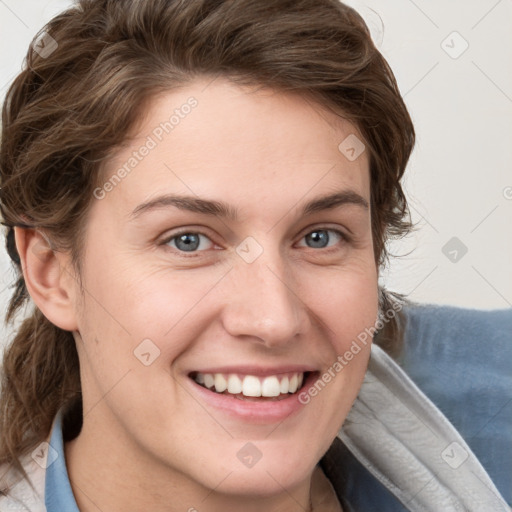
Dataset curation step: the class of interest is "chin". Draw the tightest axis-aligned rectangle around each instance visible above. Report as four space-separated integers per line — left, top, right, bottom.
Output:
218 467 312 498
198 450 316 497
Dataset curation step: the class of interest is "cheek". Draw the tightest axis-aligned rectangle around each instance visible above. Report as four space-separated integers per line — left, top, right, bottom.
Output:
75 256 231 380
307 265 379 406
312 264 379 342
334 283 379 353
300 272 378 448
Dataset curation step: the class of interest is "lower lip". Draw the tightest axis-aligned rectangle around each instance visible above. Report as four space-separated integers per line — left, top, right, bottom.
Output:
187 372 318 423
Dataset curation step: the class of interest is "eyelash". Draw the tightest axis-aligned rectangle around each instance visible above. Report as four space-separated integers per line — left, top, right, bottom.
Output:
159 227 350 257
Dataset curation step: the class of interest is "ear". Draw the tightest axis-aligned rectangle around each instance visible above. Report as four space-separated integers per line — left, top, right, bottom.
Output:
14 226 80 331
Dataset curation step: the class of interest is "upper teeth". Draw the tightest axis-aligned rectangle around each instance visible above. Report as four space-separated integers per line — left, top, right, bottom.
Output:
194 372 304 397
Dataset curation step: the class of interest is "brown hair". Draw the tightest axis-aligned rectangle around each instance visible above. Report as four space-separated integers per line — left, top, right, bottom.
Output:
0 0 414 491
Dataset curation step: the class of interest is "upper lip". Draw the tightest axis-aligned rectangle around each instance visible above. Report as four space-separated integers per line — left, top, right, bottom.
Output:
188 365 318 377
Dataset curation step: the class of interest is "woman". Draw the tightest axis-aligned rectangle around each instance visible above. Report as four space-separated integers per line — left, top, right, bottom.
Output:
0 1 509 511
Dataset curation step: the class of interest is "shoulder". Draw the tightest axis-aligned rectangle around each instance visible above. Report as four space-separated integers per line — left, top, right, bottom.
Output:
399 303 512 504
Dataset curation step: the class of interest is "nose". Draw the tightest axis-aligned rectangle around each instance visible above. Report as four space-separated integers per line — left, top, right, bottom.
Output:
219 248 311 348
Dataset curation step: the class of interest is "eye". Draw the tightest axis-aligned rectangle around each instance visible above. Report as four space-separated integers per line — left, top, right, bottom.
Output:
162 231 215 253
297 228 346 250
160 227 348 256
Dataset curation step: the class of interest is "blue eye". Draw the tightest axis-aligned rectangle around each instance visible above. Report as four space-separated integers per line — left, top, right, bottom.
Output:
165 232 214 252
161 228 346 256
298 229 345 250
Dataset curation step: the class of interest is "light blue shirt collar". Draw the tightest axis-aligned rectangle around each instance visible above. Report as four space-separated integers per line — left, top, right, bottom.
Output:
45 407 80 511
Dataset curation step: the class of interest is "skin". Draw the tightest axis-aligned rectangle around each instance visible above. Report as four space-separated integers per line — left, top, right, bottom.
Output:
15 77 379 512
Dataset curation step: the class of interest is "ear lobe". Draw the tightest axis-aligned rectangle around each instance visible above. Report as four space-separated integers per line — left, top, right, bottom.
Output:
14 226 79 332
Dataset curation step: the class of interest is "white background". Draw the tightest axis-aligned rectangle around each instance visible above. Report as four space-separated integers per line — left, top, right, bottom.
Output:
1 0 511 348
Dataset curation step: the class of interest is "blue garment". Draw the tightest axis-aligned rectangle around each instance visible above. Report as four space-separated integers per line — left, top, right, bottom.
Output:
325 304 512 511
45 409 79 511
42 304 512 511
399 304 511 506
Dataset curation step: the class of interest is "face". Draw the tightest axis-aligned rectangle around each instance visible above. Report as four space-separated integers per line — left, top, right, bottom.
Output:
70 77 378 497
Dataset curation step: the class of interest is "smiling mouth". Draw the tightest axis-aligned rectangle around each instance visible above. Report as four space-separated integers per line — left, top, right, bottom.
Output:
189 371 314 402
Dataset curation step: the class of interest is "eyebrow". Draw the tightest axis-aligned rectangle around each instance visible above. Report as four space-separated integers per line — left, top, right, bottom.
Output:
129 190 369 221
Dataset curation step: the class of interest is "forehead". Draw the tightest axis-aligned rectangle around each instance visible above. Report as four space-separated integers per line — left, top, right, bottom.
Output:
95 77 370 221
